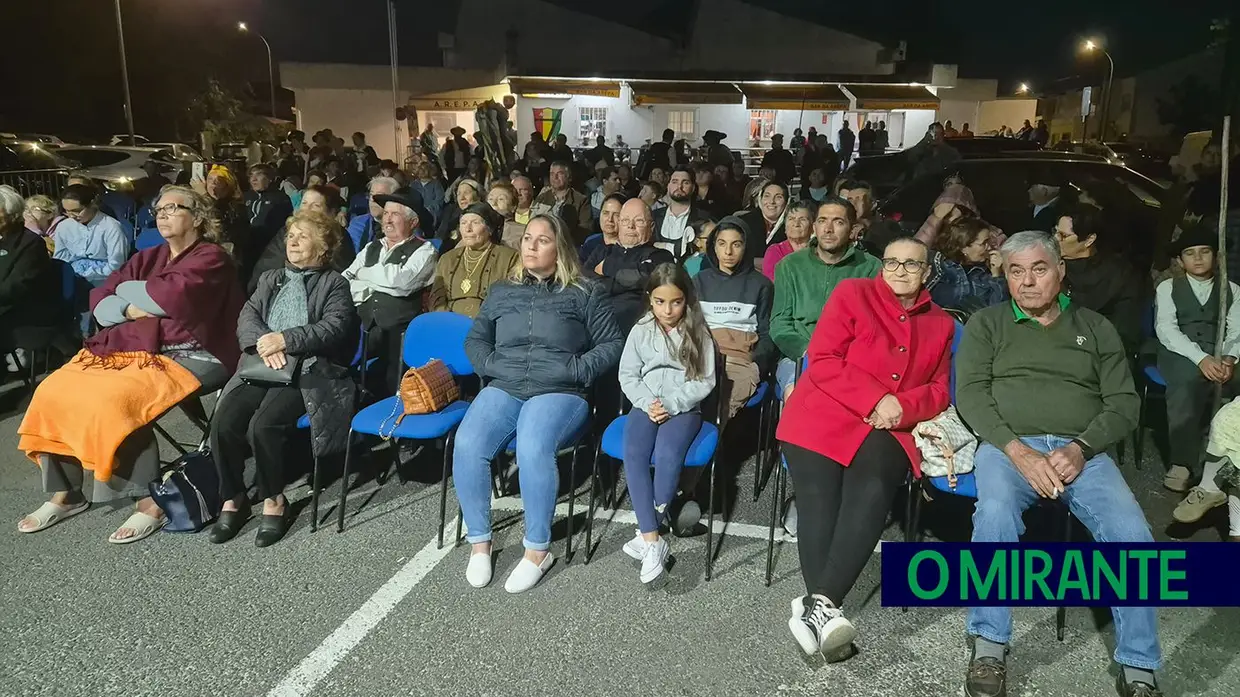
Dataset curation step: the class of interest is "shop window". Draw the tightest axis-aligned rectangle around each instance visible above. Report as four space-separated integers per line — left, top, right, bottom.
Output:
579 107 607 144
667 110 697 139
749 110 776 143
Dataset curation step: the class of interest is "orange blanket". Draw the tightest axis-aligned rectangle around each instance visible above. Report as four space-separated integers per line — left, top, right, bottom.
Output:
17 350 202 482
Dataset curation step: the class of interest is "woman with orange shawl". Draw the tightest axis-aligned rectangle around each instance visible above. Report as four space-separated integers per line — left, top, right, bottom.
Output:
17 185 244 543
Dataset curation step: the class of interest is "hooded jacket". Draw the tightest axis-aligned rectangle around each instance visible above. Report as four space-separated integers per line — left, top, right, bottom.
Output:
583 240 675 332
693 215 777 374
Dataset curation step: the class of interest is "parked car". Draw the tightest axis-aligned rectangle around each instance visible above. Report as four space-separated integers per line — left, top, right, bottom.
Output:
844 137 1043 198
2 133 68 147
145 142 204 163
54 145 181 189
109 134 150 146
0 143 71 197
876 155 1168 271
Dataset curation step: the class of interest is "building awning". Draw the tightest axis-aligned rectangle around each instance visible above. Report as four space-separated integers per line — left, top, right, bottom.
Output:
409 85 511 111
844 84 940 110
629 81 743 105
739 83 849 110
507 78 621 98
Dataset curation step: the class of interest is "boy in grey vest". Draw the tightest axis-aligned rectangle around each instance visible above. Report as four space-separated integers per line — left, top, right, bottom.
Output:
1156 227 1240 521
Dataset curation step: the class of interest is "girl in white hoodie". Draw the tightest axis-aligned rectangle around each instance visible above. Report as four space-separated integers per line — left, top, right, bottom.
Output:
618 262 716 583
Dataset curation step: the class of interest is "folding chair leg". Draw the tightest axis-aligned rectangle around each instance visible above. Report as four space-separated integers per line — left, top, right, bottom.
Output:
705 459 717 582
1057 505 1072 641
585 442 602 564
310 455 321 533
438 430 455 549
753 400 766 502
565 443 580 564
902 479 924 613
337 430 355 533
1134 380 1148 470
764 457 783 587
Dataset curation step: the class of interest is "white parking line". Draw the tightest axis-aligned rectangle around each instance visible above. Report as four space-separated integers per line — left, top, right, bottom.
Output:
265 519 458 697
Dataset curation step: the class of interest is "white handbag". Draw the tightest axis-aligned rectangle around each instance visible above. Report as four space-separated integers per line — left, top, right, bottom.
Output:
913 405 978 489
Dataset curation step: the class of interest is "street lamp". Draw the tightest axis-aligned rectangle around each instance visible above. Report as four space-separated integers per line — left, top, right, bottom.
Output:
1017 83 1030 95
1081 39 1115 141
238 22 277 118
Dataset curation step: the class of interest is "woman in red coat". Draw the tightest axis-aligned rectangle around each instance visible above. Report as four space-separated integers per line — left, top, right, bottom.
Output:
776 236 953 659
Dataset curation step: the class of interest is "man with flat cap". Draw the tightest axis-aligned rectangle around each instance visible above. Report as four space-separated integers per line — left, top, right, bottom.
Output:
342 188 439 393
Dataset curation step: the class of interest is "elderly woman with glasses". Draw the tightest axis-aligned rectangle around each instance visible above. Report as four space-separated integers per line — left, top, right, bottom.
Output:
776 236 954 660
207 210 359 547
17 185 244 544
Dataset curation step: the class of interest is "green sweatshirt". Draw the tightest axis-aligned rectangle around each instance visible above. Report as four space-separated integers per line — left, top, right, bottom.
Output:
770 244 881 359
955 296 1139 453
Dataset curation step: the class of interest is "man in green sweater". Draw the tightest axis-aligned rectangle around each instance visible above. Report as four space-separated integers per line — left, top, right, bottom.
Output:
955 231 1162 697
771 196 880 400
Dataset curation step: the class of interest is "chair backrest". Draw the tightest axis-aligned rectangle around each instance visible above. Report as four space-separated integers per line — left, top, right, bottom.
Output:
134 227 165 251
428 237 443 253
582 233 602 249
401 311 475 376
348 191 369 219
950 319 965 402
118 218 135 249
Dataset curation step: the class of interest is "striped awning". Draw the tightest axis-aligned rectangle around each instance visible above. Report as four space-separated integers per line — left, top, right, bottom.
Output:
844 84 940 110
507 78 621 98
629 81 743 105
739 83 849 110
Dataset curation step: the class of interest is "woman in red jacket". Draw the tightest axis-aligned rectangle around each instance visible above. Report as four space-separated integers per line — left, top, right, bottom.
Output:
776 236 953 659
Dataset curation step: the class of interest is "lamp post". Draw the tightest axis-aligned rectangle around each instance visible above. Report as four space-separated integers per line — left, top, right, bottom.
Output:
238 22 277 118
1082 39 1115 141
114 0 136 145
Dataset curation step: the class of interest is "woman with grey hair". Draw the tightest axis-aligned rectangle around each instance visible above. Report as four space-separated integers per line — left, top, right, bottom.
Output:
1 185 63 358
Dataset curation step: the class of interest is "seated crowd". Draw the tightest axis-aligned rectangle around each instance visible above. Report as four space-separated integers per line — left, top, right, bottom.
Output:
4 121 1237 697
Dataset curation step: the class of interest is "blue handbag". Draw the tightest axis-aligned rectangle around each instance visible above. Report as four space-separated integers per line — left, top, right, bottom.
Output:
148 451 222 533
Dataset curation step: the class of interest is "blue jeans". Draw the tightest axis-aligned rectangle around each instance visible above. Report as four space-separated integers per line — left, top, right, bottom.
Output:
967 435 1162 671
775 357 798 398
622 410 701 533
453 386 589 551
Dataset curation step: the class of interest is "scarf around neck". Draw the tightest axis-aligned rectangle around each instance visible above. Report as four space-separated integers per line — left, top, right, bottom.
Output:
268 266 314 333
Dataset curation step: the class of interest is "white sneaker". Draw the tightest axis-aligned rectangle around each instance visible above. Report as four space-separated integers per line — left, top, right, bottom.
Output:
466 552 493 588
640 537 670 584
622 531 648 560
788 594 857 658
504 552 555 594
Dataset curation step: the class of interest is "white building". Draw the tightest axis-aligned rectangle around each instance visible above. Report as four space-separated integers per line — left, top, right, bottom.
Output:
281 0 1033 163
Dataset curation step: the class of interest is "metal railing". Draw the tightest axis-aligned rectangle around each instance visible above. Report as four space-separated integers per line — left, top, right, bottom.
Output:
0 168 70 199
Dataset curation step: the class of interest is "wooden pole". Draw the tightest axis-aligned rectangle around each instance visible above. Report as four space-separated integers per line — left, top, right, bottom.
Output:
1213 114 1231 411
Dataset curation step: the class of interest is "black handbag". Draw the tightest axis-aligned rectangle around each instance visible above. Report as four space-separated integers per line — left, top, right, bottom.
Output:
237 351 304 387
148 450 221 533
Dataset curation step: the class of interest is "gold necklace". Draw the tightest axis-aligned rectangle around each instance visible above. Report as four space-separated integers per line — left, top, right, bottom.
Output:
459 245 491 294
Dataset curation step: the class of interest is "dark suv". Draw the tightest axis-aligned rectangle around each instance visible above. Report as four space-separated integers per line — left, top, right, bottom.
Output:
876 156 1168 269
843 137 1043 197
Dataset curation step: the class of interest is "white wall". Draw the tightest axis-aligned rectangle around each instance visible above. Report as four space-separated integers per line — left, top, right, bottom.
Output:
899 110 936 150
937 100 980 132
977 100 1037 136
289 88 410 162
515 84 653 148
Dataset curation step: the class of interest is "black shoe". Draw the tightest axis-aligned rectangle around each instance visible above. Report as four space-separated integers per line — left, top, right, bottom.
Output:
1116 676 1163 697
208 505 251 544
964 655 1007 697
254 508 291 548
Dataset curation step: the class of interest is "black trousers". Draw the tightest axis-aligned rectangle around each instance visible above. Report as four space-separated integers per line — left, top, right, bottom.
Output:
210 383 308 501
1160 352 1237 475
782 430 909 605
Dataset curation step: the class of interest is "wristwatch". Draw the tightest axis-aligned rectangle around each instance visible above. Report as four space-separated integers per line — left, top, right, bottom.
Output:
1070 438 1096 461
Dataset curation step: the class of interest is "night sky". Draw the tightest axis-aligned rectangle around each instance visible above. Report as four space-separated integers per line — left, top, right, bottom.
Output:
3 0 1229 141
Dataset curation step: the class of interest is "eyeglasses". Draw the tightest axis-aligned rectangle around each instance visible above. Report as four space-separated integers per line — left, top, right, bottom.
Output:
618 217 650 228
61 206 90 219
153 203 193 217
882 259 927 274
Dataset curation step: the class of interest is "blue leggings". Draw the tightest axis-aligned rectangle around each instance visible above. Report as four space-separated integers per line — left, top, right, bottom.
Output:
622 410 701 534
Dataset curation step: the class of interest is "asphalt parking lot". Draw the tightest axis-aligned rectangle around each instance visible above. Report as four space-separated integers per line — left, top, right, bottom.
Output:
0 377 1237 697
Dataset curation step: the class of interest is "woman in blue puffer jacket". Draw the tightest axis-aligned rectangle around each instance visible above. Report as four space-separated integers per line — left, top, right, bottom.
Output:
455 214 623 594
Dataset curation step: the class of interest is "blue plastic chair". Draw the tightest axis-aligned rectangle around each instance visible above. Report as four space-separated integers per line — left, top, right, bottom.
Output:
337 312 475 540
586 361 724 580
118 218 135 252
348 191 370 220
428 238 443 253
1132 305 1164 470
134 227 165 251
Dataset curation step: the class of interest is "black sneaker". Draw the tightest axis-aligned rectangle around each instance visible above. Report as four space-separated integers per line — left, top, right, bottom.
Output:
964 655 1007 697
1116 676 1163 697
787 594 856 658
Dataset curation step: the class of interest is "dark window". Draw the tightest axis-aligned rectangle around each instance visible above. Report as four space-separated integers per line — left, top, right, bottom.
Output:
57 149 130 167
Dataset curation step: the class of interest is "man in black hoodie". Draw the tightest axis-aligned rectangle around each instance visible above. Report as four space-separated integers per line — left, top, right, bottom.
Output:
583 198 674 331
693 214 777 420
